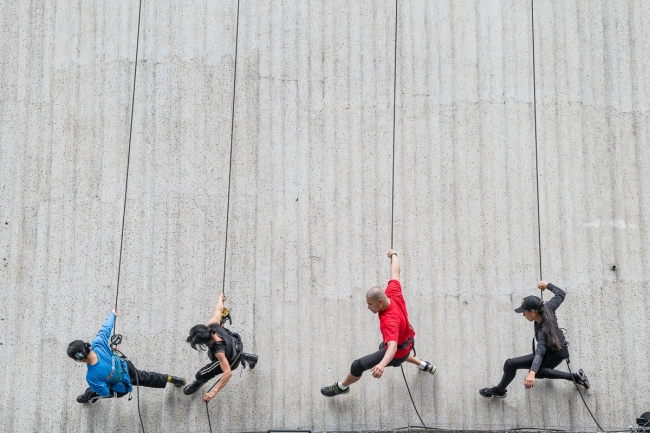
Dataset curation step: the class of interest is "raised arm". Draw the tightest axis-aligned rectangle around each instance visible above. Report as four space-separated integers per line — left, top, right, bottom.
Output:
538 281 566 311
208 292 226 325
387 249 400 282
94 309 117 346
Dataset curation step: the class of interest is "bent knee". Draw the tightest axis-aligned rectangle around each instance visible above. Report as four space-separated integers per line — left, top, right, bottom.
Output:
350 359 364 377
503 358 515 372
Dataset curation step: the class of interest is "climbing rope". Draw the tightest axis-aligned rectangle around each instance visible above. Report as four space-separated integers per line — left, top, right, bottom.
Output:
114 0 143 327
109 0 145 431
387 0 431 429
529 1 603 430
205 1 241 432
530 0 543 303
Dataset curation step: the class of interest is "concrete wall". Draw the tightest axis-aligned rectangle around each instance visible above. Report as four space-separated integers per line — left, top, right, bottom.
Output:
1 1 649 432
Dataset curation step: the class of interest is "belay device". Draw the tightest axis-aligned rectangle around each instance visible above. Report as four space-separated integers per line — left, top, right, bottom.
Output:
220 307 232 326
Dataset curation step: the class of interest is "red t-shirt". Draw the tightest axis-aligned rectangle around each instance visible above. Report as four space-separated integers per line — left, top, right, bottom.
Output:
378 279 414 359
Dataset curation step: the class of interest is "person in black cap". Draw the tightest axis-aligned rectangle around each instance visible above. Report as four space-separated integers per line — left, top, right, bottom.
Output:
479 281 590 398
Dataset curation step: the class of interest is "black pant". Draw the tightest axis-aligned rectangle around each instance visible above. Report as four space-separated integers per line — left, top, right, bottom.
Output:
495 347 572 392
350 347 409 378
195 355 241 382
82 360 169 401
125 360 168 389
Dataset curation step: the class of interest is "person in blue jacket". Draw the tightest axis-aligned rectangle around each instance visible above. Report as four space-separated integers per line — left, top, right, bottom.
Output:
479 281 591 399
68 308 186 403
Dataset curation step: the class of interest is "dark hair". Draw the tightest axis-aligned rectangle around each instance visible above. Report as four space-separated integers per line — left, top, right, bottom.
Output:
187 325 213 351
539 304 562 351
67 340 91 360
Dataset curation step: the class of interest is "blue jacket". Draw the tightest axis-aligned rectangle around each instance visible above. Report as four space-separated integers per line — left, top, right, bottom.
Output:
86 312 133 396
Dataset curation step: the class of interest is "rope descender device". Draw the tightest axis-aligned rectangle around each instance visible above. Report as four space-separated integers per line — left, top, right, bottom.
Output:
220 307 232 326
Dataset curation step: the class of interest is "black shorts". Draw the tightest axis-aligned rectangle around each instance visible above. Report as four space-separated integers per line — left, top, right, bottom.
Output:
350 347 409 377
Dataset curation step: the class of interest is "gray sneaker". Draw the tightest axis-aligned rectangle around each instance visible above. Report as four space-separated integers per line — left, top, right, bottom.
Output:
320 382 350 397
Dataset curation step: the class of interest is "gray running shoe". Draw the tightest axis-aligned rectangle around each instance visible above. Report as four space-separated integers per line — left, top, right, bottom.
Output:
320 382 350 397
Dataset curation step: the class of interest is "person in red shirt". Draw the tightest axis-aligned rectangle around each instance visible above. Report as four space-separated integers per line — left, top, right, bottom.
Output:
321 249 436 397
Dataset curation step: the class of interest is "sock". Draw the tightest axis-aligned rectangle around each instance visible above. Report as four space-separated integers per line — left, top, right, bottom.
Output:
167 376 172 382
418 361 428 370
338 382 348 390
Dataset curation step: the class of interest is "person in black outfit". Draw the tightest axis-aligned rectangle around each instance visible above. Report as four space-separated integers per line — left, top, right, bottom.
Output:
183 293 258 403
479 281 590 398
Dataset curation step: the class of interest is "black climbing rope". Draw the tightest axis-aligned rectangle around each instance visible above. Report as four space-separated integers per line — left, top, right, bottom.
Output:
110 0 145 431
530 3 603 431
114 0 143 326
205 2 241 432
220 0 241 298
390 0 398 250
530 0 543 302
388 0 430 429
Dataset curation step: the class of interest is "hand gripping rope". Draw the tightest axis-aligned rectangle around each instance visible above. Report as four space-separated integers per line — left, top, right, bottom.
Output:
204 1 241 433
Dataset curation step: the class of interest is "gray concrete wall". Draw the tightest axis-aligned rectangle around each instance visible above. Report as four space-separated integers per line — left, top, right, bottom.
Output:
1 1 649 432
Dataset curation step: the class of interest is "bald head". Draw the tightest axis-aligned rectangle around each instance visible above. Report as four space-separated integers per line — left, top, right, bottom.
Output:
366 286 387 302
366 286 389 314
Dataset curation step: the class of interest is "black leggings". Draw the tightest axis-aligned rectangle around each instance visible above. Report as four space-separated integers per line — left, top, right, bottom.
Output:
495 348 573 392
350 347 409 377
195 355 241 382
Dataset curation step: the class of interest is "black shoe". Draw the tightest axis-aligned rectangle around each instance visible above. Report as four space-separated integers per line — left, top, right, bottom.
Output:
574 369 590 389
169 376 186 387
77 388 101 404
183 379 207 395
479 386 507 399
320 382 350 397
242 353 258 370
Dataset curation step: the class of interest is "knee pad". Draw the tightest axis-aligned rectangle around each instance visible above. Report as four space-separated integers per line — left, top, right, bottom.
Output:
350 359 364 377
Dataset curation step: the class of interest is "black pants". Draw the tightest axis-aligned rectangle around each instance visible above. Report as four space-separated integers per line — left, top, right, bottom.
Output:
495 347 572 392
82 360 169 401
125 360 168 389
195 355 241 382
350 347 409 378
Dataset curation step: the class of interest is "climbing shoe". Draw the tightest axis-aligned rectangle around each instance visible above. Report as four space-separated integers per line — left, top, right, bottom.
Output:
183 379 207 395
320 382 350 397
169 376 186 387
479 386 507 399
422 361 437 375
574 369 590 389
242 353 258 370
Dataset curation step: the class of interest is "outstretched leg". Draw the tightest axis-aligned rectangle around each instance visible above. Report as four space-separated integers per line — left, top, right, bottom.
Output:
321 349 387 397
480 353 533 398
127 361 184 388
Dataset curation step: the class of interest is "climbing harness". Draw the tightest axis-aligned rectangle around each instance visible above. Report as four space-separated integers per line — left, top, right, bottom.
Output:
110 334 145 433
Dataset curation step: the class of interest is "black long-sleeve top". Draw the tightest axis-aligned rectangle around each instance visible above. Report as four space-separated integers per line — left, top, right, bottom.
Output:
531 283 567 372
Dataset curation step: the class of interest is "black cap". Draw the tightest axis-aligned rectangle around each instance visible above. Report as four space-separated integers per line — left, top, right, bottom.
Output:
514 295 542 313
